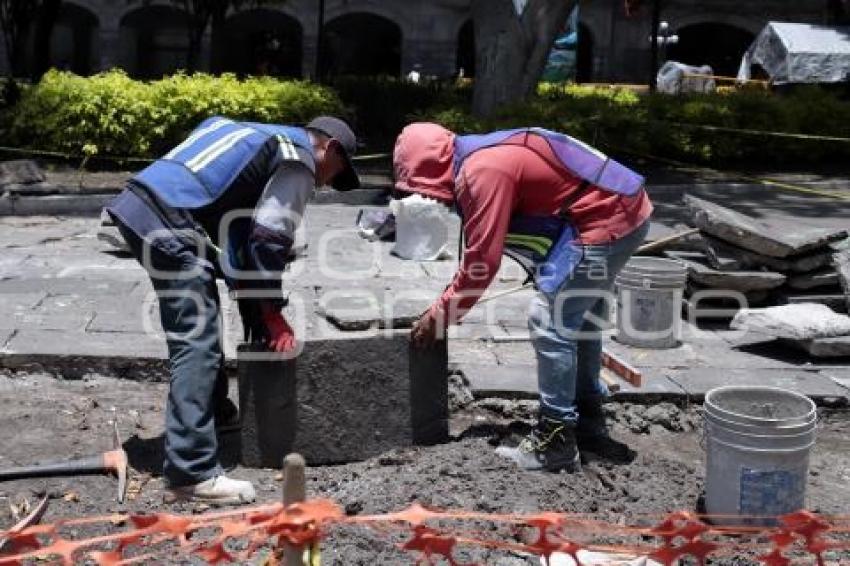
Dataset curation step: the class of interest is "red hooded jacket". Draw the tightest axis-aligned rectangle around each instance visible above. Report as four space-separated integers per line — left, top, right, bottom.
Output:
393 123 653 325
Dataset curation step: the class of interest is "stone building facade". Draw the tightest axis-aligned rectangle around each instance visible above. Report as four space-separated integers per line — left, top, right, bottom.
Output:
0 0 837 83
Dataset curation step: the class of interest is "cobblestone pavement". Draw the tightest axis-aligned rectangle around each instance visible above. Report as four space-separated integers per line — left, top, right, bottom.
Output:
0 204 848 404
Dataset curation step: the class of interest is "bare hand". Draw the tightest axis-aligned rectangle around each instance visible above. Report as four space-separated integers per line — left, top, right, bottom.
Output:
410 311 441 349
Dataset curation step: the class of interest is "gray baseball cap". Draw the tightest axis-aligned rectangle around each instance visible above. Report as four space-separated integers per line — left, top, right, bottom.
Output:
306 116 360 191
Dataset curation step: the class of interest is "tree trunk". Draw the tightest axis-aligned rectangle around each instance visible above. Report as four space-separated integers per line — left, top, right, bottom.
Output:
209 8 226 73
0 1 36 78
648 0 659 91
471 0 574 117
31 0 61 80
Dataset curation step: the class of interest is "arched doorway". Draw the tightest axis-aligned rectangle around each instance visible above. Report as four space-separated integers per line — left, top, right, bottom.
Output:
576 23 593 83
320 13 401 77
667 23 755 78
119 6 190 79
456 19 475 78
217 9 302 77
49 2 98 75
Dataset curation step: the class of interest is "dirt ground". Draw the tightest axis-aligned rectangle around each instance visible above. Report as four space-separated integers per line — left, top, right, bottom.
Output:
0 370 848 564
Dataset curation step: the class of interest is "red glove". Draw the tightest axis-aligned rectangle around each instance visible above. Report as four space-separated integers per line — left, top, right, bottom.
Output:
261 302 297 353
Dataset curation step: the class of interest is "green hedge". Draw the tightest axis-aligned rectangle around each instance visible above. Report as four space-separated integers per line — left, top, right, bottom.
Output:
3 71 849 168
5 70 344 159
427 84 850 167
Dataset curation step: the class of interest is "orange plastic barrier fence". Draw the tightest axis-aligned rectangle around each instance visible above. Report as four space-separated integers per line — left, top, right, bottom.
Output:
1 500 849 565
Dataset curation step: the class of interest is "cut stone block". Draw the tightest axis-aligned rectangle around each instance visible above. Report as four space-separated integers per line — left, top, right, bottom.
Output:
669 252 786 292
685 195 847 258
316 290 432 331
0 160 46 187
787 269 839 291
780 293 848 313
731 303 850 340
237 345 297 468
695 237 745 271
2 182 59 195
666 367 848 404
793 336 850 358
700 236 833 273
458 363 538 399
238 334 448 466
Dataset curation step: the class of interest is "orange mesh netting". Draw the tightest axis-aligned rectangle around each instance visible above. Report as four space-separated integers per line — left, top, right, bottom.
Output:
1 500 848 565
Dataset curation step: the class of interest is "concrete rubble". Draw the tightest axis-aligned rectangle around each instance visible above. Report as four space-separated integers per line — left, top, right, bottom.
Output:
685 195 847 258
731 303 850 340
833 248 850 313
699 235 834 273
666 251 786 292
787 268 839 290
0 160 47 187
659 196 850 337
795 336 850 358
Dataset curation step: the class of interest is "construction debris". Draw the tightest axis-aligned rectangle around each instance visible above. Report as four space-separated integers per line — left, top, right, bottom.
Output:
685 195 847 258
0 160 46 187
667 252 786 292
731 303 850 340
660 197 850 327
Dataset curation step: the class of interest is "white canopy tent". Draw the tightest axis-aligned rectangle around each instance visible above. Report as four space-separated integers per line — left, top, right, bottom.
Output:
737 22 850 84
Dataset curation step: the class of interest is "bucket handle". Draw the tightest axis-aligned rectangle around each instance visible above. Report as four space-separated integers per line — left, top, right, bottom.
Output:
705 435 817 454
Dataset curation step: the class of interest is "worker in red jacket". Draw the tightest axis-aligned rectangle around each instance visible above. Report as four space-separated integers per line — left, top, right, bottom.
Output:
394 123 652 472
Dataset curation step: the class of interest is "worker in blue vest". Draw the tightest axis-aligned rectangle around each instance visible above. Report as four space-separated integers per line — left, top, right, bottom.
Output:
105 116 360 504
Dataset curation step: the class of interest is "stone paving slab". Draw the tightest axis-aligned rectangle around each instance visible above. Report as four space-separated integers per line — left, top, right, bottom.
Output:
2 206 850 405
456 361 688 400
448 339 500 366
0 278 139 296
0 311 93 332
488 340 536 366
666 368 849 404
0 292 46 314
604 332 812 370
819 368 850 392
0 329 14 349
457 363 539 398
1 329 167 361
794 336 850 358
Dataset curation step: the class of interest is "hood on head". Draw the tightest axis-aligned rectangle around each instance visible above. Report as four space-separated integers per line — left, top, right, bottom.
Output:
393 122 456 204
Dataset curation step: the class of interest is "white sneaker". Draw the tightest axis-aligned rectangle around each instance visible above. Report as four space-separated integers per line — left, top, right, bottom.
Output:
167 475 257 505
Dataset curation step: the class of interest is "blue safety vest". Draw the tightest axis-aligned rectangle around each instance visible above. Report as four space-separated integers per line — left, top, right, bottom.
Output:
453 128 645 293
134 116 314 209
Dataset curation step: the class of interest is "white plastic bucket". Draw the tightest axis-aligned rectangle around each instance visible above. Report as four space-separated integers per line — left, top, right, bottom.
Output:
615 257 687 349
703 386 817 526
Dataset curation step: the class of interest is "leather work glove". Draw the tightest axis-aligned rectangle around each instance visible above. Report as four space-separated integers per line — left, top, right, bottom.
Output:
260 302 297 353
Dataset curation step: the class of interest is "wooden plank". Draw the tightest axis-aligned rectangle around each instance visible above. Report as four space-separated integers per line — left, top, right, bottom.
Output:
601 348 643 388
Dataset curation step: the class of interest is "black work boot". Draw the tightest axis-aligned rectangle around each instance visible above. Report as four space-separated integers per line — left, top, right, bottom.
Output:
576 399 635 463
496 416 581 473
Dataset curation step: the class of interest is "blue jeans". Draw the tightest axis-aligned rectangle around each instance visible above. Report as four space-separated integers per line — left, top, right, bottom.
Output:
116 222 227 487
528 221 650 424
